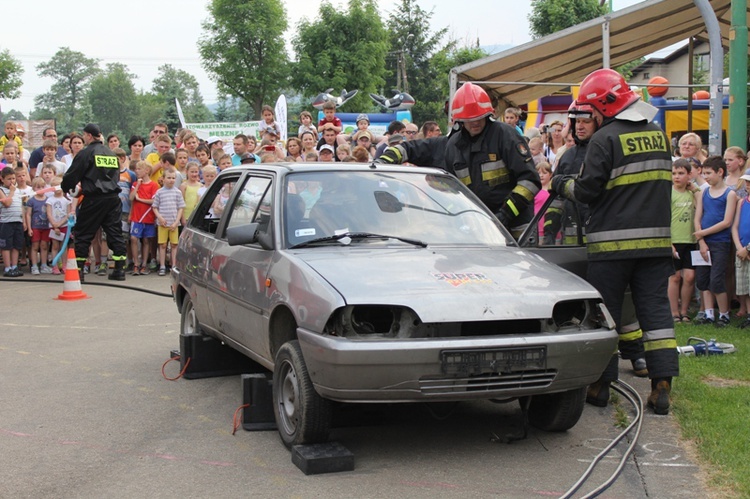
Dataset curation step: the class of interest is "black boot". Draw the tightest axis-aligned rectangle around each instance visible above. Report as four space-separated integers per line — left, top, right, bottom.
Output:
631 357 648 377
586 378 611 407
77 260 85 283
647 377 672 415
108 260 126 281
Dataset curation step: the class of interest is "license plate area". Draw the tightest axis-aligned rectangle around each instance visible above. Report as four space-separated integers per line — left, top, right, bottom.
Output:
441 347 547 376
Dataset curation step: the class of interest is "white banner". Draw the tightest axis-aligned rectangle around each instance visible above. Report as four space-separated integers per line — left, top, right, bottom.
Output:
275 94 287 142
185 121 262 141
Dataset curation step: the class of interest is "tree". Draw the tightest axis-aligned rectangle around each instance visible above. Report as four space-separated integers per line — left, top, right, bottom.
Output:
0 49 23 100
34 47 100 132
291 0 389 113
199 0 289 117
151 64 213 130
88 63 139 136
528 0 606 39
3 109 27 121
384 0 451 124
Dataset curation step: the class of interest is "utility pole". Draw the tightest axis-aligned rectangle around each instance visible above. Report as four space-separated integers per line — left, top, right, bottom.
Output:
728 0 748 147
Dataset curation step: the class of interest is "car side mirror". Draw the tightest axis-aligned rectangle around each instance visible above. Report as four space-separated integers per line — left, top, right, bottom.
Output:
374 190 403 213
227 223 260 246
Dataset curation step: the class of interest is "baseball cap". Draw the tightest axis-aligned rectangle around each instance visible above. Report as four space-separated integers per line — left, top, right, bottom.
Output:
239 152 256 163
206 136 222 145
356 113 370 124
83 123 102 136
319 144 335 154
263 127 279 136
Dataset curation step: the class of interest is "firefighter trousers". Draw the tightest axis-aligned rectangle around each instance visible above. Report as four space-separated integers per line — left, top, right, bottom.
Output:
73 195 127 264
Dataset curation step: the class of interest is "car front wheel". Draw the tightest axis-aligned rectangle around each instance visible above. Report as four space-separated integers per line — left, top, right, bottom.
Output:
526 387 586 432
273 340 332 448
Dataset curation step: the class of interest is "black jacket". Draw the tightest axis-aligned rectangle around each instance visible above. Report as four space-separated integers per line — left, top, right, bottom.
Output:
62 140 120 197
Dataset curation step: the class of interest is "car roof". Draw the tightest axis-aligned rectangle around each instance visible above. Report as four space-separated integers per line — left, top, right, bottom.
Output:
216 162 448 178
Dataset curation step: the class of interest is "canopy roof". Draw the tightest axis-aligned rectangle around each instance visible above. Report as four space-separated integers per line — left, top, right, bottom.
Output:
451 0 748 107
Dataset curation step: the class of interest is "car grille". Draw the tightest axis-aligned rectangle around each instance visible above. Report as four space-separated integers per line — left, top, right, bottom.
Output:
419 370 557 395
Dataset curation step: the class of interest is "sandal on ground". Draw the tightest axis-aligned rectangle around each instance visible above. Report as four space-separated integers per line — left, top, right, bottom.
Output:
680 315 692 323
673 315 682 323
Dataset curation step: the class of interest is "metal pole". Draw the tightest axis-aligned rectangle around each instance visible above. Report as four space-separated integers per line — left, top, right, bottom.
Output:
602 17 611 69
693 0 724 155
728 0 748 148
687 38 694 132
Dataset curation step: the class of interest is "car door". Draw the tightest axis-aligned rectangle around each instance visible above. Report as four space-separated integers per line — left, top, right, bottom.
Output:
178 170 244 333
207 173 275 360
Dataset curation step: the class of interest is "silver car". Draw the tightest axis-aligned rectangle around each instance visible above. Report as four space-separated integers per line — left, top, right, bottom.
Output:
171 163 618 447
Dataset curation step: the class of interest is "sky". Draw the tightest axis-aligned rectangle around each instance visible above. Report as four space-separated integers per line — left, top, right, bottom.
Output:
0 0 646 117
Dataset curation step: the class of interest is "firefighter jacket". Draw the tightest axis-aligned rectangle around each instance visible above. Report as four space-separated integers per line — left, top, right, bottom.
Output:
553 118 672 261
444 120 540 229
397 135 450 169
62 140 121 197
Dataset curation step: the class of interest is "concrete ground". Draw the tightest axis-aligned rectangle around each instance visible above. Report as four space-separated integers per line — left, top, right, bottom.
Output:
1 273 708 498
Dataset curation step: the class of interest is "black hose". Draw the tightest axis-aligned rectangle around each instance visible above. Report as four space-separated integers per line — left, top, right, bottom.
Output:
0 277 173 298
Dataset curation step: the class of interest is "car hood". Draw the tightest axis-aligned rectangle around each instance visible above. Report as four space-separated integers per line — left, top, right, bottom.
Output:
292 247 600 323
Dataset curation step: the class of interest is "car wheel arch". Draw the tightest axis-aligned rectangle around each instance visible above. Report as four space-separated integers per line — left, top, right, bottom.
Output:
268 305 298 360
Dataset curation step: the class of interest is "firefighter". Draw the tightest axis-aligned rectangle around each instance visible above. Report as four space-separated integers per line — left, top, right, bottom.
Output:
551 102 649 379
378 82 540 237
62 124 127 282
551 69 678 414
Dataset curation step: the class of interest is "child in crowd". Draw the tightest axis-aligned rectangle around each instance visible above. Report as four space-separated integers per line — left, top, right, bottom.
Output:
147 135 173 183
0 166 25 277
503 107 524 135
196 145 213 168
180 163 202 226
318 101 342 135
198 165 217 198
217 154 233 171
732 168 750 329
305 151 318 162
258 105 282 137
14 165 32 267
129 161 158 275
26 177 52 275
45 177 72 275
152 169 185 276
668 158 697 322
0 121 24 159
336 144 351 162
42 140 66 175
174 148 189 187
693 156 737 326
182 133 200 166
298 111 318 139
2 143 25 169
114 147 136 270
528 137 545 166
40 164 56 191
534 162 552 239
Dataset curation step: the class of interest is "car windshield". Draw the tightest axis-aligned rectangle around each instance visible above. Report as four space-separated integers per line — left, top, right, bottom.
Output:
283 170 511 248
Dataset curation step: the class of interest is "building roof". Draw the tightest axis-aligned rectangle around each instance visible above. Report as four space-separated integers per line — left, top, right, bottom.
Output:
451 0 748 107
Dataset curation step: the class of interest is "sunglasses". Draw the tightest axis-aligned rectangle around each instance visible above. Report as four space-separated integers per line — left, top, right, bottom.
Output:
404 131 417 135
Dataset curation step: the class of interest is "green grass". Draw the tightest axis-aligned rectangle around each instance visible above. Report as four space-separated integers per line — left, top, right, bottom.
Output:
673 322 750 497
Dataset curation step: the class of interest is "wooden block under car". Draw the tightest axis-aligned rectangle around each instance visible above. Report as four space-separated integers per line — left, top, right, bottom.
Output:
291 442 355 475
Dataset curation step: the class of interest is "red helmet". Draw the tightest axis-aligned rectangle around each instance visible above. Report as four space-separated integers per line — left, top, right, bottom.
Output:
451 82 494 122
567 101 595 120
576 68 638 118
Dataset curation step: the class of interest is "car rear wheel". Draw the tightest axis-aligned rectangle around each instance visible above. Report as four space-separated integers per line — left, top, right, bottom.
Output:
180 294 200 336
273 340 332 448
526 387 586 432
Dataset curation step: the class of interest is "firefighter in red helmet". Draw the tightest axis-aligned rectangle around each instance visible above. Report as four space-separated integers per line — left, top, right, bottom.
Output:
444 83 540 237
552 68 678 414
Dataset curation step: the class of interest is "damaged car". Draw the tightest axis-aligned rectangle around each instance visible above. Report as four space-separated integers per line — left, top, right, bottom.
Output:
171 163 618 447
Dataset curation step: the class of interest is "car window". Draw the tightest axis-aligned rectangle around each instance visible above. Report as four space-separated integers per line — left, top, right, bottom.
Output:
189 172 242 234
225 175 273 235
283 171 510 247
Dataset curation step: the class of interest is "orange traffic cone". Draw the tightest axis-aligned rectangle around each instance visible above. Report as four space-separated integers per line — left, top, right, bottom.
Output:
56 248 90 301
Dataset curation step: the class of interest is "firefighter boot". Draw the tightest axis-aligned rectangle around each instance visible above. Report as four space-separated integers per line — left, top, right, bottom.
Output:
647 378 671 415
77 259 86 283
631 357 648 377
586 379 611 407
108 260 126 281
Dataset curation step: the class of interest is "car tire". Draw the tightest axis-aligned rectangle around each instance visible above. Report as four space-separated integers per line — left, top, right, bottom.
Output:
273 340 332 448
180 294 201 336
526 387 586 432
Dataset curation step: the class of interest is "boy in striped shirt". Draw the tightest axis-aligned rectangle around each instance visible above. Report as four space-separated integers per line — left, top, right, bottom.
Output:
151 168 185 276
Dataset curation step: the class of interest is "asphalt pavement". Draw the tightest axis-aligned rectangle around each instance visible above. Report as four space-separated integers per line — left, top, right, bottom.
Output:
1 273 710 498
